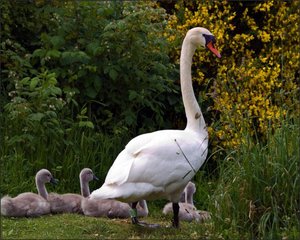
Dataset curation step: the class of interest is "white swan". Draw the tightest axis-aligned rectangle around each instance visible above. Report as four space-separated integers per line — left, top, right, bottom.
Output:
90 27 221 227
1 169 57 217
47 168 98 214
81 170 148 218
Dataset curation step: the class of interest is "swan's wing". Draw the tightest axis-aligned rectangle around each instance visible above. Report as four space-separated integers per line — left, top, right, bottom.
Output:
104 132 158 185
104 149 133 185
128 131 207 186
105 130 206 186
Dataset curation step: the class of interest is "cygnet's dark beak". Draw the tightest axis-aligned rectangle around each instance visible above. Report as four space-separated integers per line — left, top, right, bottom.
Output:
93 175 99 181
50 177 59 185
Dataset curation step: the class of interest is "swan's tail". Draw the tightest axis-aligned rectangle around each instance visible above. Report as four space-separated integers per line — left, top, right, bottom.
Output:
90 183 163 203
1 196 13 216
90 184 121 200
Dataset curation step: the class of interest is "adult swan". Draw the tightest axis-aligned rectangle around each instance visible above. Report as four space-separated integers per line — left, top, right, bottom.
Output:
90 27 221 228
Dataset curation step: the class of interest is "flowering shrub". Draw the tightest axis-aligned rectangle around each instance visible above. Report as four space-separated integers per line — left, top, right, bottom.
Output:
165 0 299 150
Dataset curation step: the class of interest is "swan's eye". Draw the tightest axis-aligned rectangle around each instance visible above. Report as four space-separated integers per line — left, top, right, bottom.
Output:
203 34 216 46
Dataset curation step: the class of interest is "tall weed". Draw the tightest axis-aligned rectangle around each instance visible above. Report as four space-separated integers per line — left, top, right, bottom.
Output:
0 116 129 197
203 117 300 239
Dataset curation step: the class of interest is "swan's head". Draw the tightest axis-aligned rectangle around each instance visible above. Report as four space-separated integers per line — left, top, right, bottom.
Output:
80 168 99 183
36 169 58 185
187 27 221 58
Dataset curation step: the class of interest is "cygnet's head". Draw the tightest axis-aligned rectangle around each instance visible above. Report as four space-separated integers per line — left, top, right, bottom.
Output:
80 168 99 183
36 169 58 185
185 181 196 195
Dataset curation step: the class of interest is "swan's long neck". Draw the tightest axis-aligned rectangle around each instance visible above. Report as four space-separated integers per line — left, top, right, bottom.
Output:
80 177 90 198
180 36 206 131
36 178 48 200
185 188 194 205
138 200 149 215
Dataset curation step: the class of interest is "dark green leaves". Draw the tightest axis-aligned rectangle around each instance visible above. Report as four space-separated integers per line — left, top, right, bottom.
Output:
60 51 90 65
2 1 179 137
50 36 65 49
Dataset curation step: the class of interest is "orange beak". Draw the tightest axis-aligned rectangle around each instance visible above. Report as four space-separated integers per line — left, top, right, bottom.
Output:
206 41 221 58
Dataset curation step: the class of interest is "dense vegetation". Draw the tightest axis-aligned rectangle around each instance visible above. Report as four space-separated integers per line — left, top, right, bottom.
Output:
1 0 299 239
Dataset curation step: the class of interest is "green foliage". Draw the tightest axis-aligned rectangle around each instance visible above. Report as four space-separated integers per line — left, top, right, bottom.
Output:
4 71 64 152
24 1 178 134
198 117 300 239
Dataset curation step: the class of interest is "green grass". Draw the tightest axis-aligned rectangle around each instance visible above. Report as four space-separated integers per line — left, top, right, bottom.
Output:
1 207 214 239
202 117 300 239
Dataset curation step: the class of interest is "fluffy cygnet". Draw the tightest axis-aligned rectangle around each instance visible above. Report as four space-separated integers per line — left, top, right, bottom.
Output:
82 198 148 219
163 181 211 222
81 170 148 218
1 169 57 217
47 168 98 214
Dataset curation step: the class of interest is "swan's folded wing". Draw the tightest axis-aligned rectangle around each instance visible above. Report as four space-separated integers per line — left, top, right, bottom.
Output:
103 129 207 189
101 130 160 185
105 130 200 186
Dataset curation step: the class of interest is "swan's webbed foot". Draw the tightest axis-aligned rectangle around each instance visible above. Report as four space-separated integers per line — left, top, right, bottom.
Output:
132 216 160 228
130 202 160 228
135 221 160 228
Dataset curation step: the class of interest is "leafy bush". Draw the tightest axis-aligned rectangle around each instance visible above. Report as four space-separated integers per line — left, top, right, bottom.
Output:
28 1 178 135
4 71 65 153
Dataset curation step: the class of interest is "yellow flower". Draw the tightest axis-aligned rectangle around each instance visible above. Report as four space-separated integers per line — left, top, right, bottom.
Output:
258 30 271 42
165 0 299 151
